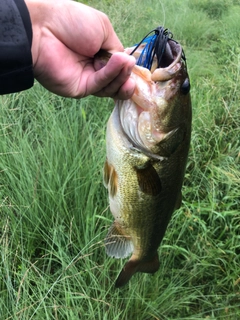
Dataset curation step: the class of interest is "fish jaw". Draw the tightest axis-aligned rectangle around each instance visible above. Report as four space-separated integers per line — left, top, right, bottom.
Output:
121 40 191 157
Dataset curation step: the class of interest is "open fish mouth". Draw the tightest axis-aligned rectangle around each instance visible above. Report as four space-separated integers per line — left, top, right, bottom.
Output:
151 39 183 81
127 27 184 79
119 27 190 159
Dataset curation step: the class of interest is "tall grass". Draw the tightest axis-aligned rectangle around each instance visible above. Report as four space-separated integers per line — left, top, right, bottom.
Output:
1 0 239 319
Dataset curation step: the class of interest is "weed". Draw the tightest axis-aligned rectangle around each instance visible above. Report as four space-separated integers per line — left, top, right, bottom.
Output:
0 0 239 319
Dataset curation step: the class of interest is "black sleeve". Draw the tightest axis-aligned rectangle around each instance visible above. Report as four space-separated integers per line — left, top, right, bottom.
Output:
0 0 34 95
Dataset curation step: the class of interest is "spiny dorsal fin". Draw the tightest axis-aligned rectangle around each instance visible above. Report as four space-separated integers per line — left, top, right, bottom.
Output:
135 163 162 196
105 223 133 259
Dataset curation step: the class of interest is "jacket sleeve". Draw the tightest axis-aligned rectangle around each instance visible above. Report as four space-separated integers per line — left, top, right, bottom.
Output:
0 0 34 95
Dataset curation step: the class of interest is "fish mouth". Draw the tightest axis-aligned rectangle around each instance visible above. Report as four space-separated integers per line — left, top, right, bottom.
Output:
119 39 186 159
125 34 184 81
151 39 183 81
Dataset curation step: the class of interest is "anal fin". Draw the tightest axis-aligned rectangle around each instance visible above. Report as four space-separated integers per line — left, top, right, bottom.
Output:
105 223 133 259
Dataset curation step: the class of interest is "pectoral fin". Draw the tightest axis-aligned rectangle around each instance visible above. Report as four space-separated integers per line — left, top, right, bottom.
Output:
105 223 134 259
135 163 162 196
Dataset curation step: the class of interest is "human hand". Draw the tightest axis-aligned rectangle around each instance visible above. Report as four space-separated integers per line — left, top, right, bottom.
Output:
25 0 136 99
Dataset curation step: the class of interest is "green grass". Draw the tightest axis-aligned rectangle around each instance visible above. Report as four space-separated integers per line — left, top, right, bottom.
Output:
1 0 239 319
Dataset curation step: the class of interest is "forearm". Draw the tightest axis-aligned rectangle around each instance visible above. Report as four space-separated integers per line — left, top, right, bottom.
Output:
0 0 34 94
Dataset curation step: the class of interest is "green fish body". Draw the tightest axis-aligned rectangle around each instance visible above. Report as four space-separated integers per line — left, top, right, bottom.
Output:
102 36 192 287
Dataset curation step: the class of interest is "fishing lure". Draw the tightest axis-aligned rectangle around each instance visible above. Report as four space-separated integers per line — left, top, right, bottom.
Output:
130 26 186 70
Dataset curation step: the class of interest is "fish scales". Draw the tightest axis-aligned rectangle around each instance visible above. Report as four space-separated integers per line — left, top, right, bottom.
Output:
96 28 192 288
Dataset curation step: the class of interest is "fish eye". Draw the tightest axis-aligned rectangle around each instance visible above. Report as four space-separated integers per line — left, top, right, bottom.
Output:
181 78 190 95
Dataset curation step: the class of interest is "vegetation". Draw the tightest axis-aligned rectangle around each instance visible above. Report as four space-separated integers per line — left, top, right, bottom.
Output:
0 0 239 318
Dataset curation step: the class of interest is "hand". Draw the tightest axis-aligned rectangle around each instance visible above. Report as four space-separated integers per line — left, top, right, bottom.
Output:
25 0 136 99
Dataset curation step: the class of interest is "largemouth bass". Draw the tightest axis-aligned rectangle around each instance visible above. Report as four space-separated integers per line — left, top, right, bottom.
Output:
96 28 192 288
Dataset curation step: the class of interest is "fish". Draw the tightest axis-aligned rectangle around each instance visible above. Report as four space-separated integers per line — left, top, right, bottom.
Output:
95 27 192 288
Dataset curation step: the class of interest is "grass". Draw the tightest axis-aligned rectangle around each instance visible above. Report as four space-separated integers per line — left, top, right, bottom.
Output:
0 0 239 318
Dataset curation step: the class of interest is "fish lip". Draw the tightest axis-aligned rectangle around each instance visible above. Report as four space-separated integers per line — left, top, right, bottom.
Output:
151 40 183 81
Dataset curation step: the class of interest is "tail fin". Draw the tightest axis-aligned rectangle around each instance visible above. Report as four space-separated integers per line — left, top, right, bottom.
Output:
115 253 160 288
